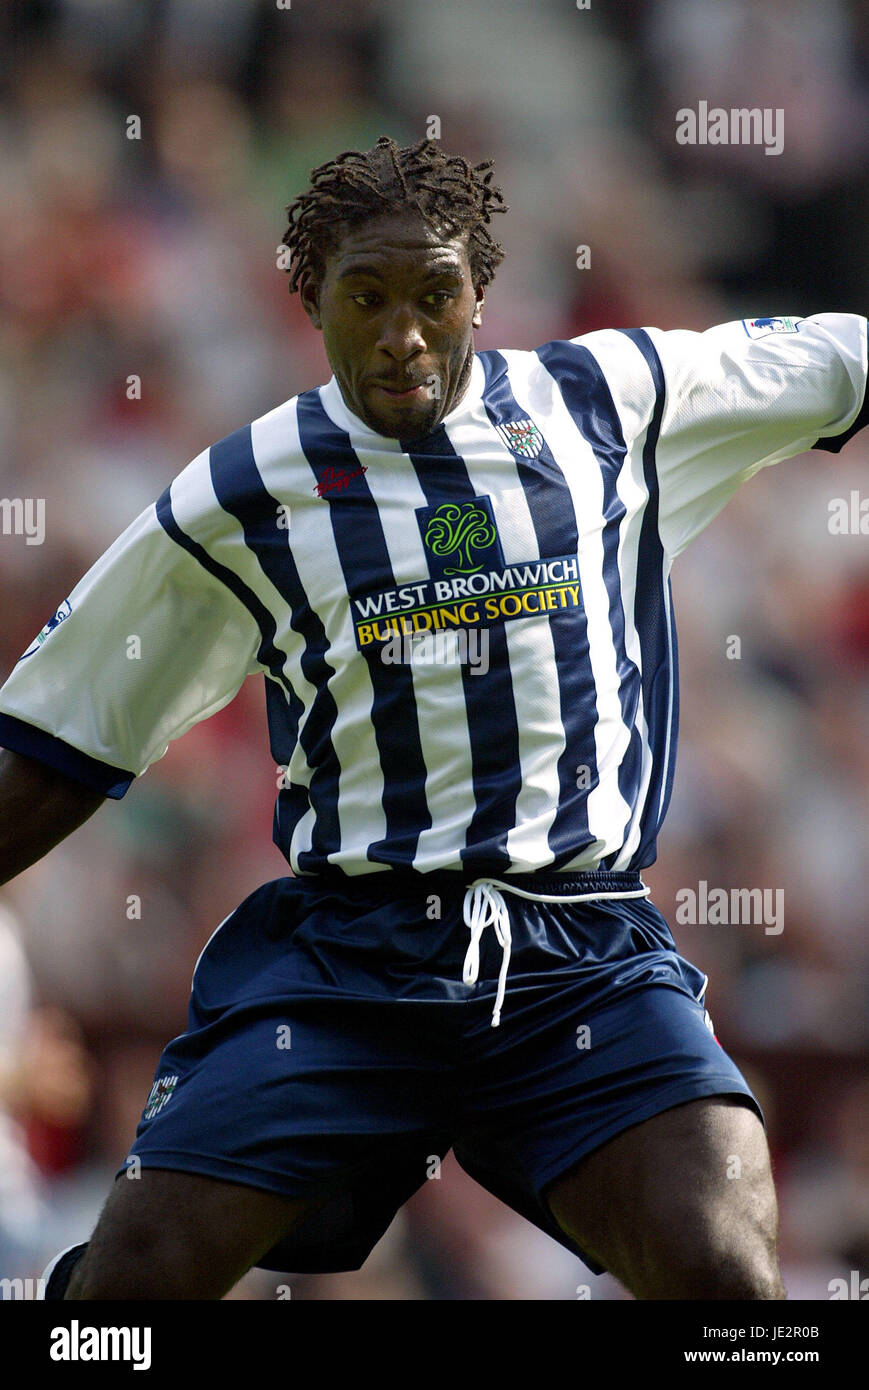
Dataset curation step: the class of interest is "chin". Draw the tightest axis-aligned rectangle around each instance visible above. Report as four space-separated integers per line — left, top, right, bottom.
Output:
375 407 440 441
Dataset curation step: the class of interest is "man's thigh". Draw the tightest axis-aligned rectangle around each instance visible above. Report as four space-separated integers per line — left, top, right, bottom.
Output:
67 1169 320 1299
546 1096 785 1299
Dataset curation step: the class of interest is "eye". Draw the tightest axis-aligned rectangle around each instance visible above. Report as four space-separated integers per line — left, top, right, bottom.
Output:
422 291 452 309
351 292 380 307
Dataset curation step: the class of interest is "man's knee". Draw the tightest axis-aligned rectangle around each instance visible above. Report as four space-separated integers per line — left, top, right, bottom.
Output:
629 1193 785 1299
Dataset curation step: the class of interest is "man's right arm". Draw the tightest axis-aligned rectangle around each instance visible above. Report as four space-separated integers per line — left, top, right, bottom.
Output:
0 749 105 888
0 461 266 890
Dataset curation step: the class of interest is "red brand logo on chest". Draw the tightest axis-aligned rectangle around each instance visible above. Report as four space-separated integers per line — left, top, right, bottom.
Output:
314 465 368 496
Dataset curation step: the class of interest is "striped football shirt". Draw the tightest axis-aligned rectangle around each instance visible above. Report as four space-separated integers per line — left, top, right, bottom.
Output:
0 313 866 877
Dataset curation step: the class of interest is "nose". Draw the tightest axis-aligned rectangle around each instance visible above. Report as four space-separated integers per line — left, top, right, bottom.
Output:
376 304 426 362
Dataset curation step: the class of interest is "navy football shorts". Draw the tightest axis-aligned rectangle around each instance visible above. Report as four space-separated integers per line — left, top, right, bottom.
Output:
123 869 761 1275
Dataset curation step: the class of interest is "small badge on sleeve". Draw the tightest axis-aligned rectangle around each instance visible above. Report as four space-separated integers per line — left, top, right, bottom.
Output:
143 1074 179 1120
742 316 803 339
18 599 73 660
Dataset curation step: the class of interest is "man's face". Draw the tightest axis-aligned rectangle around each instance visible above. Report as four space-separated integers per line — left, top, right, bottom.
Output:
300 210 485 440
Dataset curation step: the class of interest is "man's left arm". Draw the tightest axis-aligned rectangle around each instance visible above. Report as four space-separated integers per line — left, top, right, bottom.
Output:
643 313 868 560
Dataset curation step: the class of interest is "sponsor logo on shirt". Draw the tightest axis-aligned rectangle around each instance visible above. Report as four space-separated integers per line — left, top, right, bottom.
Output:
420 499 503 577
351 495 582 651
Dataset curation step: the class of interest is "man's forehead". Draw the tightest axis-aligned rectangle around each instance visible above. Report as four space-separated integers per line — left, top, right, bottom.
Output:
329 213 470 278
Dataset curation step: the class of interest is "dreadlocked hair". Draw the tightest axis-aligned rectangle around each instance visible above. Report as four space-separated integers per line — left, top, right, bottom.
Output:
281 136 508 296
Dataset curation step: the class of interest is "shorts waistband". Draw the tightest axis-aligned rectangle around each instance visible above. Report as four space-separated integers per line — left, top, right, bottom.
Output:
293 868 646 899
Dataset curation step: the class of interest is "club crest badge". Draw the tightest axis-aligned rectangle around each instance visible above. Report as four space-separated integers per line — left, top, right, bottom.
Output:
495 418 545 459
143 1074 178 1120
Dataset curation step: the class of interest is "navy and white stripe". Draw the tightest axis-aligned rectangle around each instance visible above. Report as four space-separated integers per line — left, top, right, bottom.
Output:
1 314 865 876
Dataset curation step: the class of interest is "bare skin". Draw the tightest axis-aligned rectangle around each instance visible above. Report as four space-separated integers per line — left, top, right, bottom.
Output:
0 749 105 887
66 1170 319 1301
299 210 485 441
546 1096 786 1299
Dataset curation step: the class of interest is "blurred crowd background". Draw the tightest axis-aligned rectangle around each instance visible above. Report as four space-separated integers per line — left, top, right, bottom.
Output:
1 0 868 1300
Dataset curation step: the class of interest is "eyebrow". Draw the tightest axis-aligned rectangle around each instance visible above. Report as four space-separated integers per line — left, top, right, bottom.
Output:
336 260 464 282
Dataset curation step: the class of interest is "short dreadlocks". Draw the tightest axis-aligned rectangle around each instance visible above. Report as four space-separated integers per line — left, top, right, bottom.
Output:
281 136 508 296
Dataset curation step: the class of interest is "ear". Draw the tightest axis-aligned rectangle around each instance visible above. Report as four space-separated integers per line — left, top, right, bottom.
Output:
472 284 485 329
300 277 322 330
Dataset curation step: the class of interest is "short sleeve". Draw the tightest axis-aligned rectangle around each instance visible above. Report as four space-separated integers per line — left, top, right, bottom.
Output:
0 455 262 796
644 313 869 559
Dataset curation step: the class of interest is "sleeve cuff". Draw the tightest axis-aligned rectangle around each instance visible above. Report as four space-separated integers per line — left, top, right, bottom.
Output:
0 713 135 798
814 320 869 453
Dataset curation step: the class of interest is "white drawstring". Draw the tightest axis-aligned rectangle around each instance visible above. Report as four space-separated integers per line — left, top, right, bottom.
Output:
461 877 652 1028
462 882 514 1028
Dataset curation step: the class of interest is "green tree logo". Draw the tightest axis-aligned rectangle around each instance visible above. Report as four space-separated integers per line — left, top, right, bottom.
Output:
423 502 497 575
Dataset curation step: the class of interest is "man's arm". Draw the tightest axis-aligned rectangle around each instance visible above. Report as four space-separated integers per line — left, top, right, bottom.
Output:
0 463 265 851
574 314 867 563
0 749 105 888
645 313 868 559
